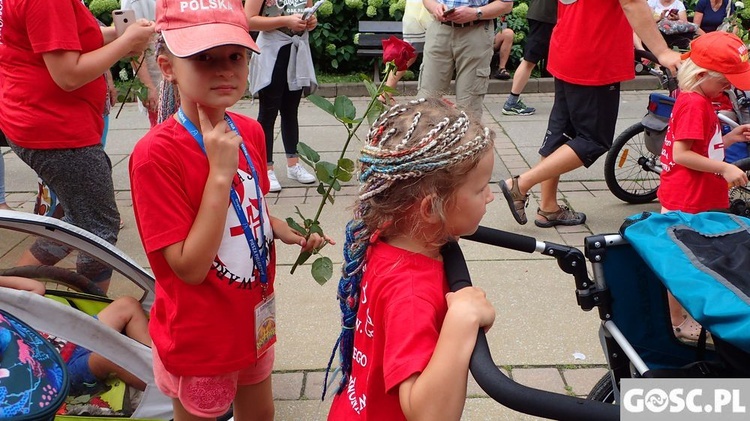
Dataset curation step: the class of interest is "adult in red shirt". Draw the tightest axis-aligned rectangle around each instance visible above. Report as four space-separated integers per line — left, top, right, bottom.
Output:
0 0 153 288
499 0 682 228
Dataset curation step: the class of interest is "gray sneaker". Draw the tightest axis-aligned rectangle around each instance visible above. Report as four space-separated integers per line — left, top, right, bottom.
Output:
502 100 536 116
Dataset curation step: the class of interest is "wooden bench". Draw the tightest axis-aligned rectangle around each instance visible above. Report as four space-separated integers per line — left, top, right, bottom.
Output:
356 20 403 83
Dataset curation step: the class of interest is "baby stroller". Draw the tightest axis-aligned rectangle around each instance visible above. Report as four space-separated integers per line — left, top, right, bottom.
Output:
0 210 172 419
442 211 750 420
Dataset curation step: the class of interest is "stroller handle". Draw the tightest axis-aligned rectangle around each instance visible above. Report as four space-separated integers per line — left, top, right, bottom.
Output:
443 230 619 421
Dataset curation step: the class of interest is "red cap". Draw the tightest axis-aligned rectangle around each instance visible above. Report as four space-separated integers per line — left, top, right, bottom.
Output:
156 0 260 58
682 31 750 90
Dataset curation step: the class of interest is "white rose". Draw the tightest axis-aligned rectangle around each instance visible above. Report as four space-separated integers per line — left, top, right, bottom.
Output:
118 69 129 81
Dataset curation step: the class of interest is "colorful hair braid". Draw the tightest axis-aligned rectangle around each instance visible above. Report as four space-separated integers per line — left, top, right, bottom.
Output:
323 98 493 397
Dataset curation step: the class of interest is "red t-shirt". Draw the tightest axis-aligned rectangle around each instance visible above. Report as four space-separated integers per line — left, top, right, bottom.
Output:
548 0 634 86
129 112 274 376
0 0 105 148
328 241 448 420
658 92 729 213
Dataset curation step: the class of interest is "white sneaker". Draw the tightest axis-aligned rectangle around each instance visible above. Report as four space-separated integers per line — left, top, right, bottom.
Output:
286 164 316 184
267 169 282 192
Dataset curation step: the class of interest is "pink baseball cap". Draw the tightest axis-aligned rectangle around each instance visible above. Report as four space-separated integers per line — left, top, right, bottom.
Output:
156 0 260 58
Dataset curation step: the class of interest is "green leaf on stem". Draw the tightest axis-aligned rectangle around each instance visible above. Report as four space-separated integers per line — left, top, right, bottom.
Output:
286 217 306 235
314 162 334 184
333 96 357 121
316 183 327 196
309 222 324 236
298 142 320 163
307 95 335 116
312 256 334 285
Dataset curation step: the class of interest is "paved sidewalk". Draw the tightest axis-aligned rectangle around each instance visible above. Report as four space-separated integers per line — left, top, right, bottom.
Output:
1 85 663 420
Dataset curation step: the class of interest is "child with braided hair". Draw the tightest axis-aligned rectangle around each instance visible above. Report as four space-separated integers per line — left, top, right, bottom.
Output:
326 98 497 420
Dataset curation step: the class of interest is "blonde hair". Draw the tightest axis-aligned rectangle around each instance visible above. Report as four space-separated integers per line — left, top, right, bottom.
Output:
678 58 726 92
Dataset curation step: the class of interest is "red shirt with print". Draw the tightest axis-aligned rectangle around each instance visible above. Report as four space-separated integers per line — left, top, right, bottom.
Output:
658 92 729 213
328 241 448 420
130 113 275 376
0 0 106 148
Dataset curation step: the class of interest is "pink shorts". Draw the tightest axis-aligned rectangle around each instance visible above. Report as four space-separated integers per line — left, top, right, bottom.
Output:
152 347 274 418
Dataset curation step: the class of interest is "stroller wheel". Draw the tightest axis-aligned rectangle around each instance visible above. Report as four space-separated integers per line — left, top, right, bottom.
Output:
586 373 616 404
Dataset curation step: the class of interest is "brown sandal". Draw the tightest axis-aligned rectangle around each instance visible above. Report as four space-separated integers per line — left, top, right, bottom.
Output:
534 205 586 228
499 176 529 225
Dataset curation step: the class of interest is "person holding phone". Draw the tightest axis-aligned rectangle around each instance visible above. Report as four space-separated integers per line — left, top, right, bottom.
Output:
649 0 688 22
0 0 154 289
417 0 514 118
245 0 319 192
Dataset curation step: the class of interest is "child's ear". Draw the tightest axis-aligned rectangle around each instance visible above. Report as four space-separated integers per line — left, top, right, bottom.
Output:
418 195 441 224
157 55 176 83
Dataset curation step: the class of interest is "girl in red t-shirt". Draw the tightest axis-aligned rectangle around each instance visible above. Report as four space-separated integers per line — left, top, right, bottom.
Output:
327 98 496 420
658 31 750 342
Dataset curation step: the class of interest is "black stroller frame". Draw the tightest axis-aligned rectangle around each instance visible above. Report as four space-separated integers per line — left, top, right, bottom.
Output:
444 225 744 421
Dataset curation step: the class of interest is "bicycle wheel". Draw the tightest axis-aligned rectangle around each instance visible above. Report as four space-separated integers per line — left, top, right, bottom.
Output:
586 372 616 404
0 265 105 296
729 157 750 217
604 123 660 204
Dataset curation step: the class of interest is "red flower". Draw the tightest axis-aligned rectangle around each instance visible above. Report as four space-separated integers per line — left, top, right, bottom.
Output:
382 36 416 71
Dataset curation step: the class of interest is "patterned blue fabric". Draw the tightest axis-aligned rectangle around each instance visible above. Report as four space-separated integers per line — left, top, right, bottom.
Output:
0 310 68 420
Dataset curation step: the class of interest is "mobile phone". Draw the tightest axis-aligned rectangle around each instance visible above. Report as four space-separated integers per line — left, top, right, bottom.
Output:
301 0 325 20
113 9 136 37
443 7 456 17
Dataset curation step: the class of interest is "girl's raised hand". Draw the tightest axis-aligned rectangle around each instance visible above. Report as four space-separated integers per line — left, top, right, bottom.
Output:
445 287 495 332
724 123 750 145
198 105 241 182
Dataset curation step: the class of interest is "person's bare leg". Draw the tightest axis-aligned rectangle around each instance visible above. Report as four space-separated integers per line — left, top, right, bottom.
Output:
172 398 215 421
507 145 584 199
16 250 43 267
510 60 536 95
88 352 147 391
498 30 513 71
232 376 274 421
97 296 151 346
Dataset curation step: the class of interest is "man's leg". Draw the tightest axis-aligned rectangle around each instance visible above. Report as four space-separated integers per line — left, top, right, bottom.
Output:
453 22 494 118
417 21 456 101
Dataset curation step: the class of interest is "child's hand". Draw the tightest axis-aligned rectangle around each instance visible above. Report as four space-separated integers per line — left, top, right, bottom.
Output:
445 287 495 332
724 124 750 145
722 162 749 187
272 219 336 251
198 105 241 182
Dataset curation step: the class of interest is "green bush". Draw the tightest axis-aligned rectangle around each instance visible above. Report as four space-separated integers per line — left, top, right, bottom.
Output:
89 0 120 26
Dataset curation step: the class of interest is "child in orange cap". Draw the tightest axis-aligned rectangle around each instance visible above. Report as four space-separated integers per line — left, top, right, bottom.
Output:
129 0 333 418
659 31 750 343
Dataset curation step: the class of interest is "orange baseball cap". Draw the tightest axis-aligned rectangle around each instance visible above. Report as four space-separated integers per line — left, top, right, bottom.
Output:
682 31 750 90
156 0 260 58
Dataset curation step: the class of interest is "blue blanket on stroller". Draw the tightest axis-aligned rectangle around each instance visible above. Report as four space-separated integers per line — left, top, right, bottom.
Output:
621 211 750 353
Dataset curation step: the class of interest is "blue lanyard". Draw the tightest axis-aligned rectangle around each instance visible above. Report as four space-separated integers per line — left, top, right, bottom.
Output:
175 108 269 288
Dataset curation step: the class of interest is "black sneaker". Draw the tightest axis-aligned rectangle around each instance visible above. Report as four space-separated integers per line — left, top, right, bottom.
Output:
502 100 536 116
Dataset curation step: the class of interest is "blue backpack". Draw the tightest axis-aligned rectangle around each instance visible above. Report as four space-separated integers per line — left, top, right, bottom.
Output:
0 309 68 420
620 211 750 355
